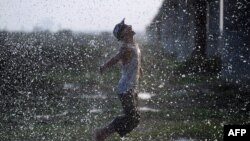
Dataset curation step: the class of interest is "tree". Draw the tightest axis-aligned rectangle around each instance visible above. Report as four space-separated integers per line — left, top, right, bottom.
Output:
191 0 207 61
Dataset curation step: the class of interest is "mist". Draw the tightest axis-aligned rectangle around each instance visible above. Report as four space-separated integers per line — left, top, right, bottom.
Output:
0 0 163 32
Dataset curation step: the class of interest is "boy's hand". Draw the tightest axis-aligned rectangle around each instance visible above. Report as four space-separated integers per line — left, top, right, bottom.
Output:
99 65 105 74
139 67 143 78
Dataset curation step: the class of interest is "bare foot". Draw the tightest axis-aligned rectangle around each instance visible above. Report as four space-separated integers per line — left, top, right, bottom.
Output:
94 128 108 141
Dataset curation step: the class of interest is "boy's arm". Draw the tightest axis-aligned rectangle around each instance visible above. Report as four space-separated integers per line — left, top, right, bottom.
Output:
100 49 123 73
139 67 143 78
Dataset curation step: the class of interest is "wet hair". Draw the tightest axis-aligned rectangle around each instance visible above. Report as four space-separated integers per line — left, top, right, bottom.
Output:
113 18 126 41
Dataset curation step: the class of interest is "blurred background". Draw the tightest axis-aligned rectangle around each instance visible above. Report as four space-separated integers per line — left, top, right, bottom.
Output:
0 0 249 140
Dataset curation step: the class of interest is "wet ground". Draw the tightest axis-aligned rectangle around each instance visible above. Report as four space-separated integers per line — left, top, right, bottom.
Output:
3 78 249 141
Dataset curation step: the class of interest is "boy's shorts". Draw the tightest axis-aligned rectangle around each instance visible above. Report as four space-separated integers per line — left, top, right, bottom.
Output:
111 89 140 137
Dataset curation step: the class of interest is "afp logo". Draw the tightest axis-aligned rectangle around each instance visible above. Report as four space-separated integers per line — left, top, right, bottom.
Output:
224 125 250 141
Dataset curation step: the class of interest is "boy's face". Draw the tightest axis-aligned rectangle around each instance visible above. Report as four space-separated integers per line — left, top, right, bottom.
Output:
121 24 135 38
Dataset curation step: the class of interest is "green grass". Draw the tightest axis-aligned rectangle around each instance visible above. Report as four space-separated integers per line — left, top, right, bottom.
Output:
2 87 248 141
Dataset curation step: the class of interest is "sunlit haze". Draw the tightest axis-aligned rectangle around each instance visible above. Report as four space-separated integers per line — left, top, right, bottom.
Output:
0 0 163 32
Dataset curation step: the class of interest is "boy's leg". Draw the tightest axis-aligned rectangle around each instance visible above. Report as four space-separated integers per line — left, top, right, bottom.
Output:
94 89 140 140
110 89 140 137
94 125 115 141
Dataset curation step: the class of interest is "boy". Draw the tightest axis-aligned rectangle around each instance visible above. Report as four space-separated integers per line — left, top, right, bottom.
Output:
94 18 143 141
